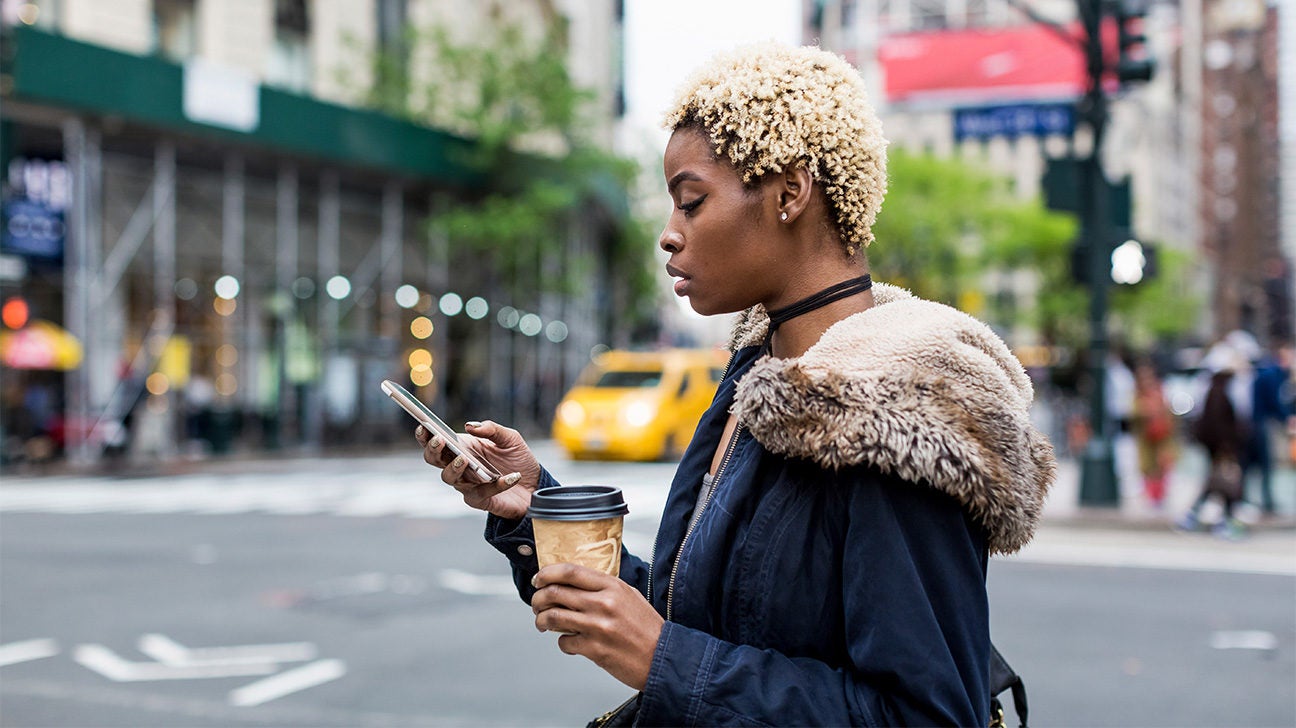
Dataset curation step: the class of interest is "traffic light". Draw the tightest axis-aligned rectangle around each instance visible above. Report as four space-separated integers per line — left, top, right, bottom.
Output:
1110 238 1157 285
1113 0 1155 84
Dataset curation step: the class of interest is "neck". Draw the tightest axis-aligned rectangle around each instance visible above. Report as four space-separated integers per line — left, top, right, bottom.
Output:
767 275 874 358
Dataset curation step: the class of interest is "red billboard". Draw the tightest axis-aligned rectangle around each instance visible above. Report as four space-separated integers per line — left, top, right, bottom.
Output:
878 23 1089 107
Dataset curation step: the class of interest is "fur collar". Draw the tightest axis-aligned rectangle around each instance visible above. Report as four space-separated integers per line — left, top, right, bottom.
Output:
727 283 1055 554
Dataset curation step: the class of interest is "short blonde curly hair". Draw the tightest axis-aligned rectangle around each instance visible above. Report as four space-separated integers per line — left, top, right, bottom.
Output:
663 42 888 254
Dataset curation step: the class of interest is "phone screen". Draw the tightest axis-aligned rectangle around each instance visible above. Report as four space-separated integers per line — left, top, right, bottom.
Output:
380 380 500 482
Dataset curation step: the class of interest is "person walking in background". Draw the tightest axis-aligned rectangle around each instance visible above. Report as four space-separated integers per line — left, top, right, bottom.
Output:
1244 342 1293 517
1131 359 1176 509
1177 349 1250 540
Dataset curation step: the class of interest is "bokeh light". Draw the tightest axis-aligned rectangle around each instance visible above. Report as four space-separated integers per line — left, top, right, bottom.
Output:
213 297 237 316
216 344 238 367
214 275 240 299
410 316 434 339
545 320 569 343
145 372 170 395
395 284 421 309
465 296 489 320
215 373 238 396
2 298 30 329
292 277 315 299
326 275 351 300
518 313 542 337
439 292 464 316
408 348 433 370
174 278 198 300
410 366 434 387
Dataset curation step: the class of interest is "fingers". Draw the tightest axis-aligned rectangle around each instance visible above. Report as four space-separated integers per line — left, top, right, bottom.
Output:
465 420 525 450
532 563 615 592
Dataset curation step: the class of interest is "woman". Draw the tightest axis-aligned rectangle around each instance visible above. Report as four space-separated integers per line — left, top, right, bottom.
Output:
1131 360 1176 508
1177 354 1250 539
418 43 1055 726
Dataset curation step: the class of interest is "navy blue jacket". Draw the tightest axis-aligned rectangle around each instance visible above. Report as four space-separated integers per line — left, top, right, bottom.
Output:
488 285 1055 726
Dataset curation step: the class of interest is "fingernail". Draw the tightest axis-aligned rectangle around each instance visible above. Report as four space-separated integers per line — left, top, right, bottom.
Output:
531 573 540 588
502 472 521 486
427 435 440 448
466 421 483 428
451 455 465 469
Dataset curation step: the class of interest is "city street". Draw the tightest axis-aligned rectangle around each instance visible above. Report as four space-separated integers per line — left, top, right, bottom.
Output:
2 447 1294 727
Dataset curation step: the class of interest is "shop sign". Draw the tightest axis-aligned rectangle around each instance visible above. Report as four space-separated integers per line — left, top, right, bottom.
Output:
2 196 64 260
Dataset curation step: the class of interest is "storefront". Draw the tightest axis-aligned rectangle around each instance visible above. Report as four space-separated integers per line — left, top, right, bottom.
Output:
1 26 621 467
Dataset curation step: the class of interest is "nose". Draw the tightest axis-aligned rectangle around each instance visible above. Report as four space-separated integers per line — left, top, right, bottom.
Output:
659 222 682 254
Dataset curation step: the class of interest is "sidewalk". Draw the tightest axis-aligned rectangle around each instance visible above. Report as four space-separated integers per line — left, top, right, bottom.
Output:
1043 446 1296 532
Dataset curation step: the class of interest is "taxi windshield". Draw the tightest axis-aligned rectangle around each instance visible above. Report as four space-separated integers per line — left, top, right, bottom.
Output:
592 370 663 388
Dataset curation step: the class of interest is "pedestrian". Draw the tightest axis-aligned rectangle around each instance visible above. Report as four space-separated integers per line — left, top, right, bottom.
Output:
1243 342 1293 516
1131 359 1176 509
1177 348 1250 539
415 42 1056 726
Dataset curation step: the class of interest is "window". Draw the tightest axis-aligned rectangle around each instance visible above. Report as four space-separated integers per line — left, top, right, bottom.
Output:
153 0 196 62
593 370 663 388
266 0 310 93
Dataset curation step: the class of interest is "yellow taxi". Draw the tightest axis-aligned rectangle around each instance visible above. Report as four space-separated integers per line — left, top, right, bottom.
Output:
552 348 730 461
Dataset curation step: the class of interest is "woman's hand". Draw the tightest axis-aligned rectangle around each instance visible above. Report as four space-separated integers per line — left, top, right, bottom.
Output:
530 564 665 691
415 420 542 521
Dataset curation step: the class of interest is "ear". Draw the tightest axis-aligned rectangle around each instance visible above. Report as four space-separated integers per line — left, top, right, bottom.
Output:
775 165 814 224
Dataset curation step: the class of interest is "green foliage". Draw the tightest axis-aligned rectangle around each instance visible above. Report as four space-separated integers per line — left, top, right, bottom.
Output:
870 149 1199 350
358 17 656 314
1109 246 1201 347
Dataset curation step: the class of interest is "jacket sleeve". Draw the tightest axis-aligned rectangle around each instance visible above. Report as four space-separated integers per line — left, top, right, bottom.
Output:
484 468 652 604
635 471 990 727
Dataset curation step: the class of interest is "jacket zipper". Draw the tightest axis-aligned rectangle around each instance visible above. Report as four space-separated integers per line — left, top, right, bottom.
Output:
666 420 743 622
647 349 739 607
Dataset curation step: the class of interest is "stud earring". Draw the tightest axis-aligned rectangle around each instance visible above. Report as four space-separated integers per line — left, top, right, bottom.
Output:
780 211 788 222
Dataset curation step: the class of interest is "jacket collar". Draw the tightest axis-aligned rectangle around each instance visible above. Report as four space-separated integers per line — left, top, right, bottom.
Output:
726 283 1056 554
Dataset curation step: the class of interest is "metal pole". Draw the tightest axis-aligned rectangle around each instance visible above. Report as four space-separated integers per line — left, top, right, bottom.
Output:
274 163 298 447
312 170 340 450
61 118 94 466
427 193 449 411
380 181 403 343
221 153 245 451
154 140 177 460
1077 0 1119 506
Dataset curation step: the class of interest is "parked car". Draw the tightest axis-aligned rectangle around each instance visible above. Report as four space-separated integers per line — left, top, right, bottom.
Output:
552 348 729 461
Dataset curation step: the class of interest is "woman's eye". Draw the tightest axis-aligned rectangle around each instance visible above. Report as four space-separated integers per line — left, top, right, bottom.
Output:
678 195 706 214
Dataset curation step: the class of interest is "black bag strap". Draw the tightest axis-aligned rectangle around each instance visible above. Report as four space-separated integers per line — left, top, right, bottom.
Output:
989 643 1028 728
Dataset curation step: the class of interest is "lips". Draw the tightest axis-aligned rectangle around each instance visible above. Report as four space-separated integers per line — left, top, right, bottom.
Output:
665 264 689 297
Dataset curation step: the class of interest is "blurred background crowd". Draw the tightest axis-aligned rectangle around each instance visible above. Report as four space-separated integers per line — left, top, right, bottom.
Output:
0 0 1292 521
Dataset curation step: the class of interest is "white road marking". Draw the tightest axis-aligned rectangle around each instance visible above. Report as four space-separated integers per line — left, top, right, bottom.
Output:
438 568 518 596
73 644 279 681
1210 630 1279 651
0 638 59 666
137 633 316 666
227 658 346 707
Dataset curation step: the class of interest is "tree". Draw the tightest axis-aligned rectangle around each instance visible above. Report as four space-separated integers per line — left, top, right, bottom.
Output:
871 149 1199 352
354 17 657 328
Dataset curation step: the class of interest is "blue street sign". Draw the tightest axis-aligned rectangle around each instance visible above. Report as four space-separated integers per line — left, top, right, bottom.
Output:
953 103 1075 142
2 195 65 260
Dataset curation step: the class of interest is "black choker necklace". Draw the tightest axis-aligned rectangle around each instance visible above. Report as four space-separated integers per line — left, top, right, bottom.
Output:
763 274 872 353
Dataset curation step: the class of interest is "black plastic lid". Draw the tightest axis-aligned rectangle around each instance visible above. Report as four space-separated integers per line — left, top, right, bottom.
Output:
528 485 629 521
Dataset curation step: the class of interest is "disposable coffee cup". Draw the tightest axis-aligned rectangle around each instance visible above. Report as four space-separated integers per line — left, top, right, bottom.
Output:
528 485 629 576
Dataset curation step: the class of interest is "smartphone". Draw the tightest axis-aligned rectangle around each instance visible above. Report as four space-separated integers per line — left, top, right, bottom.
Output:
380 379 501 483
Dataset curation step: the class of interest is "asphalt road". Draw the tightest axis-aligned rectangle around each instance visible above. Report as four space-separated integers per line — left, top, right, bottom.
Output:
1 452 1293 727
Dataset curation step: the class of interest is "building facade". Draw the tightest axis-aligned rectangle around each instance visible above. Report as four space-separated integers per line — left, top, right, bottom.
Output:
805 0 1291 349
0 0 633 467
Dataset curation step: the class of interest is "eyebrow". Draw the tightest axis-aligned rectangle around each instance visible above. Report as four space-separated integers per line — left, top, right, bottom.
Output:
667 171 702 193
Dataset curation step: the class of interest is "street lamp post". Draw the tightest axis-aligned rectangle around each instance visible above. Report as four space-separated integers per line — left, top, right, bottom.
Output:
1077 0 1120 506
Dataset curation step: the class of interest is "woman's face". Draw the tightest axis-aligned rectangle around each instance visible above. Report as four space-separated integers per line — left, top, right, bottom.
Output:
659 128 783 316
